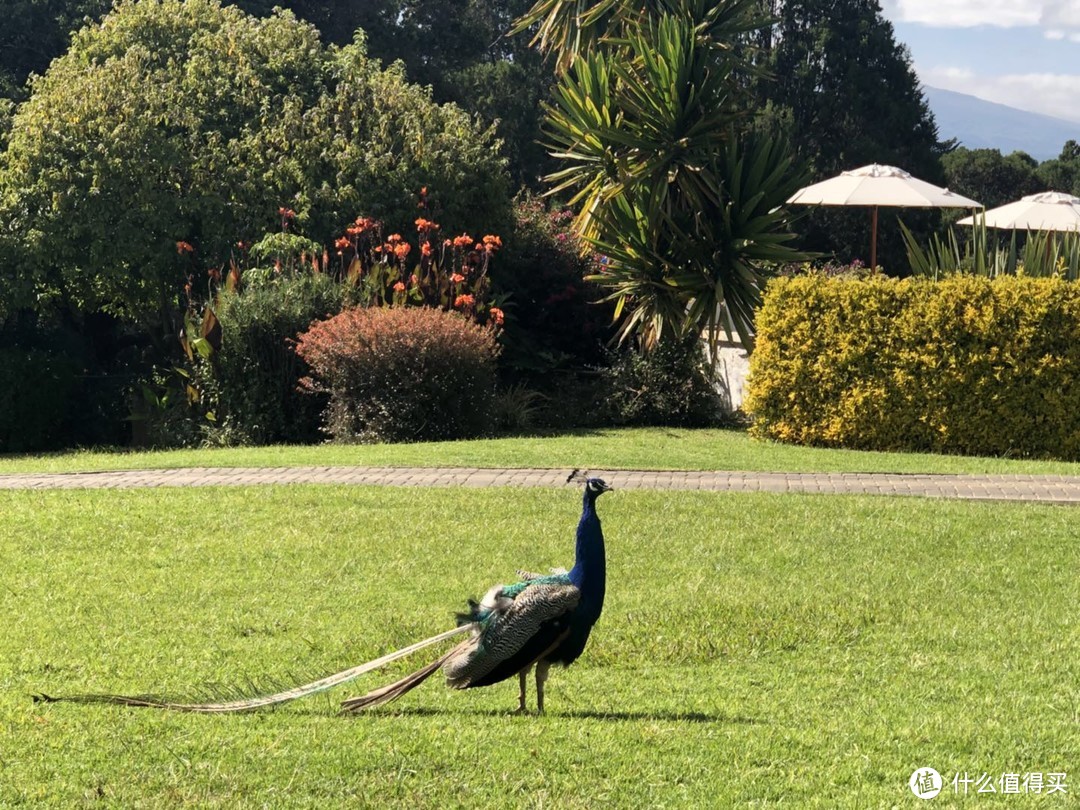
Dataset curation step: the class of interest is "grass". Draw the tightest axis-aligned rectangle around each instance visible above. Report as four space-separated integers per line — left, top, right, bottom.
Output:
6 427 1080 476
2 484 1077 806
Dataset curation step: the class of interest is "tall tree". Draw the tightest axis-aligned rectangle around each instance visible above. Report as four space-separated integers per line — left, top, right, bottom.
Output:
1 0 114 99
2 0 555 185
1036 140 1080 197
754 0 951 268
260 0 555 187
393 0 554 187
942 148 1042 211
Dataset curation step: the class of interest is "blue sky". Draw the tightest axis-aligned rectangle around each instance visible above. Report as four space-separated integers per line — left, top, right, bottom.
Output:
880 0 1080 123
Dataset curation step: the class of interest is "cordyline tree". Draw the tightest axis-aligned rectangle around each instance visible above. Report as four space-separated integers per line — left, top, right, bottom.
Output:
514 0 810 353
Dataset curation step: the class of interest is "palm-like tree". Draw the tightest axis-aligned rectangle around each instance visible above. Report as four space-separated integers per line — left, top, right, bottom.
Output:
537 1 809 352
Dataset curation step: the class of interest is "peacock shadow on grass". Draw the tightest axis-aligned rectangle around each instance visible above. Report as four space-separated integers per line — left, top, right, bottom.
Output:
352 706 760 725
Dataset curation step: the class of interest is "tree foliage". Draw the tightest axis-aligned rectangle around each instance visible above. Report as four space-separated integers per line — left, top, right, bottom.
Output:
0 0 508 338
0 0 115 99
941 148 1042 211
1036 140 1080 198
753 0 951 267
246 0 554 187
535 0 808 350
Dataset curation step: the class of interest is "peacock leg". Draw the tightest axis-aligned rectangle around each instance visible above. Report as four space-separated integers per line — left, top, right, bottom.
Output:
535 660 551 714
516 666 533 713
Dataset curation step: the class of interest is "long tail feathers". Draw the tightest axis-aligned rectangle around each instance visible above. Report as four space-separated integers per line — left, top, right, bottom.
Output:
340 640 470 713
32 625 471 713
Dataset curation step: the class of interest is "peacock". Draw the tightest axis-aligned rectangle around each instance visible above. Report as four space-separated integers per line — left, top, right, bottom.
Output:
342 471 611 713
33 471 611 715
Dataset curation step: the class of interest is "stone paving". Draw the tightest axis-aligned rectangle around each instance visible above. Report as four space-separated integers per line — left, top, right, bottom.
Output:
3 465 1080 504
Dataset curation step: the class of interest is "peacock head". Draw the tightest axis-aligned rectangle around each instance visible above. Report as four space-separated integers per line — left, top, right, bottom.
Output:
567 469 612 500
586 478 612 497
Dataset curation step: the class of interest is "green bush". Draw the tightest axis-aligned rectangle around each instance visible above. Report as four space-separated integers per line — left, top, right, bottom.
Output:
294 306 500 442
602 335 724 428
207 272 343 444
1 0 508 336
747 274 1080 458
0 347 78 452
493 193 613 377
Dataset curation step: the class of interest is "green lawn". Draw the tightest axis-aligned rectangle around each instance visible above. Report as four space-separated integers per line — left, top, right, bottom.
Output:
5 427 1080 476
2 485 1076 806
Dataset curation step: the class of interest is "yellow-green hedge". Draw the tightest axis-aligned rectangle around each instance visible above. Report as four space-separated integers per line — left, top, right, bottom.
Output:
746 274 1080 459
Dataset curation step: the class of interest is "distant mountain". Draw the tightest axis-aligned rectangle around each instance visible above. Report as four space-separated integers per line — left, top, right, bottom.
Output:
923 86 1080 163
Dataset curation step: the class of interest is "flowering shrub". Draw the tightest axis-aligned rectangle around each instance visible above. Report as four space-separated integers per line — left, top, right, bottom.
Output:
171 192 506 446
295 306 500 442
331 196 504 328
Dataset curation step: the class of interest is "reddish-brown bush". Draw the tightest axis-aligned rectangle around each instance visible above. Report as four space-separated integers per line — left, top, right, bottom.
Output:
295 306 500 442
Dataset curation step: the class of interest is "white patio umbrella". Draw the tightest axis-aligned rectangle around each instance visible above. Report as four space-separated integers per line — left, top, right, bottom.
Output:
956 191 1080 232
787 164 982 270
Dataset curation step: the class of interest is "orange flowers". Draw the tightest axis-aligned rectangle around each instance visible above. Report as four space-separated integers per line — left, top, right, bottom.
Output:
176 240 194 254
385 234 410 259
347 217 377 236
322 209 500 326
278 207 296 220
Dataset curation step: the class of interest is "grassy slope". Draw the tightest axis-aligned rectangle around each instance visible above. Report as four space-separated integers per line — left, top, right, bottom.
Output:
2 485 1076 806
5 427 1080 476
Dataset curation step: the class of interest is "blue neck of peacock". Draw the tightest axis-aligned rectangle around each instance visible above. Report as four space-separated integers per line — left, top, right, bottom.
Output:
568 490 606 618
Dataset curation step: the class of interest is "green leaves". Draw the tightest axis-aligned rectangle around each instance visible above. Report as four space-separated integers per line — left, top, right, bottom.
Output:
539 0 808 354
586 131 809 353
512 0 622 72
0 0 508 340
902 218 1080 280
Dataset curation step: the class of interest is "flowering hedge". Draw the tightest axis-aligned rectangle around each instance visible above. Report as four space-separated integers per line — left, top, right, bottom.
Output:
295 306 500 442
747 274 1080 459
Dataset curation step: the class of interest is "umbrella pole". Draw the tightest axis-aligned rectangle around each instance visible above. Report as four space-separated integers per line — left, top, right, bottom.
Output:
870 206 878 270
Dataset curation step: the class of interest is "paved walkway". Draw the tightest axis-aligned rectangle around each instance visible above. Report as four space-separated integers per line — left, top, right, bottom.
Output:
3 466 1080 504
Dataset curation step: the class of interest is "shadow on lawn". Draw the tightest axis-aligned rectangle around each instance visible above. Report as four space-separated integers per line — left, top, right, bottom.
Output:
346 706 761 725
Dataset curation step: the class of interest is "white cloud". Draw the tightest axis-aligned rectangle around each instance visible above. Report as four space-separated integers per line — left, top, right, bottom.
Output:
921 65 1080 122
1041 1 1080 27
892 0 1041 28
